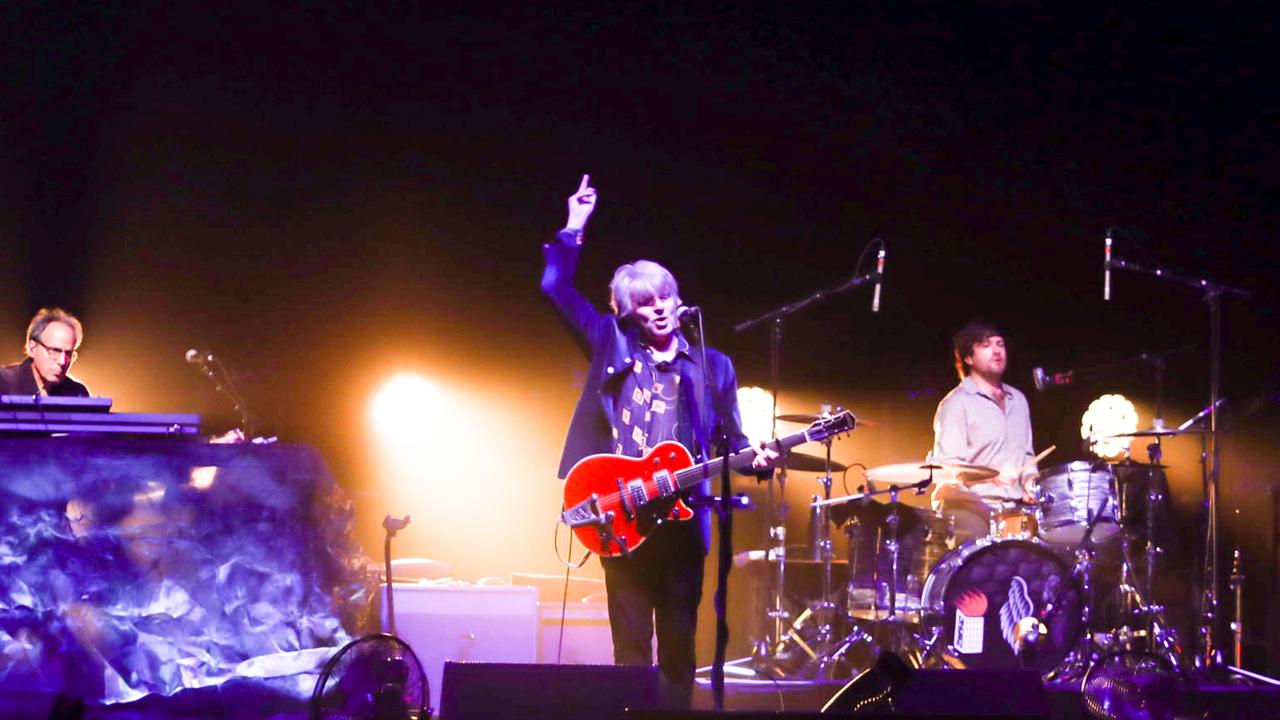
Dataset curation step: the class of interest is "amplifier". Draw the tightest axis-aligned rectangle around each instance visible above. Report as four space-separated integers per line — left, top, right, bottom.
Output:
380 583 538 714
538 600 614 664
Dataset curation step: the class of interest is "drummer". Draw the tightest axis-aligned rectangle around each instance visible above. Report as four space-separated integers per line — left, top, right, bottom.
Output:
929 320 1038 541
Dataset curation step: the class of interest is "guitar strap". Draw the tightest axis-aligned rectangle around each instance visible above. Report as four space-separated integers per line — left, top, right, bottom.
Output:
683 349 714 464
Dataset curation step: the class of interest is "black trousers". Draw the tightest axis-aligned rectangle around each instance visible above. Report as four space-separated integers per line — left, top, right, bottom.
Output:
600 519 704 709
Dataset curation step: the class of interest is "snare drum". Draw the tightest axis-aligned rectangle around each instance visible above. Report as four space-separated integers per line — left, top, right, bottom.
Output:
991 507 1038 540
921 538 1082 675
1035 461 1119 545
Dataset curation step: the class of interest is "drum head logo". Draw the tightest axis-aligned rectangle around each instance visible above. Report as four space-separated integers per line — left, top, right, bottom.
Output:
999 576 1034 654
998 575 1058 655
952 589 988 654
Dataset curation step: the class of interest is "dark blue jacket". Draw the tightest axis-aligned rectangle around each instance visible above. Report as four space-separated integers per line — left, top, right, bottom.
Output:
541 231 750 548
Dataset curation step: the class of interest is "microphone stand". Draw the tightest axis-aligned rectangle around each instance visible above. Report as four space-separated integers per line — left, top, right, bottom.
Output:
192 354 258 438
687 310 749 711
733 241 884 670
382 515 411 637
1107 254 1249 673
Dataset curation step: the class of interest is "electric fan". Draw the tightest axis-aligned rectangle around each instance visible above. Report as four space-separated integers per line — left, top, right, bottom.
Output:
309 633 428 720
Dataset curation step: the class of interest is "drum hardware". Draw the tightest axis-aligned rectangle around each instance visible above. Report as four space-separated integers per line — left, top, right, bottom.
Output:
1097 442 1185 672
1229 548 1243 668
1106 248 1249 671
753 430 849 677
1044 500 1114 682
810 443 839 665
808 474 939 678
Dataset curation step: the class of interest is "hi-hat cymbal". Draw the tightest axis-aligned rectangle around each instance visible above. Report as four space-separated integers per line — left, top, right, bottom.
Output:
864 462 999 486
781 451 848 473
1107 426 1206 438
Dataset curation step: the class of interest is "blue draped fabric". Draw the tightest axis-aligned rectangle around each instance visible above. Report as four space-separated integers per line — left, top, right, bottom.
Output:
0 438 371 703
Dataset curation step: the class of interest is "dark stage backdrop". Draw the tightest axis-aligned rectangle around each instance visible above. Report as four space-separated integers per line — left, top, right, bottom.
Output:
4 3 1278 670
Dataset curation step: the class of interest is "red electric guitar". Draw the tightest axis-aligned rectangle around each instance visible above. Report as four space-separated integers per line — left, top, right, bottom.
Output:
561 411 856 557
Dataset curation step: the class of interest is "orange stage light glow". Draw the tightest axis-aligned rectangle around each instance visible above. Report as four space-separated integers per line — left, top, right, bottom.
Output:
370 374 442 445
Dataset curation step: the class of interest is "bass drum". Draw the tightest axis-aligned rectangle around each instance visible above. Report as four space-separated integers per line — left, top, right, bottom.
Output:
920 538 1082 676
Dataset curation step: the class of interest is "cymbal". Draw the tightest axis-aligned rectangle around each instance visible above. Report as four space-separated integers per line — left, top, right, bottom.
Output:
1111 459 1169 471
777 412 877 426
1107 426 1206 438
864 462 999 486
781 451 848 473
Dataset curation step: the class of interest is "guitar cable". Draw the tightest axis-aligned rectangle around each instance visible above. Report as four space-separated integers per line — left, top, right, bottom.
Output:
552 513 592 664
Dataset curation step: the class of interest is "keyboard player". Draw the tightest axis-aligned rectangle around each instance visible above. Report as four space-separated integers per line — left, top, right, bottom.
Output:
0 307 90 397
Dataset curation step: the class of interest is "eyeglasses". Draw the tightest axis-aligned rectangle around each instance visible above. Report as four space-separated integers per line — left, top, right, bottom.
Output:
33 338 78 361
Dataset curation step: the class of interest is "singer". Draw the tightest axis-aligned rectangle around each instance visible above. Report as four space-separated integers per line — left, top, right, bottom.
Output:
0 307 90 397
928 320 1038 541
541 174 775 709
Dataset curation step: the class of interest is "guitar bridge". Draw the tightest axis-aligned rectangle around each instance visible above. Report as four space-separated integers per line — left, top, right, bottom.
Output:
562 495 605 528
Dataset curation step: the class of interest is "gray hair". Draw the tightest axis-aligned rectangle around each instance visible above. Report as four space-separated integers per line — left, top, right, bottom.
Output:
26 307 84 349
609 260 682 318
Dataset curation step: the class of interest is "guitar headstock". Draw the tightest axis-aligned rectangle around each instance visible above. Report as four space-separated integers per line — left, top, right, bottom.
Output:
805 409 856 442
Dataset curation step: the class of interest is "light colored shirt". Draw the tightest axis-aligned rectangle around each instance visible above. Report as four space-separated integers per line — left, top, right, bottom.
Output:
930 375 1036 505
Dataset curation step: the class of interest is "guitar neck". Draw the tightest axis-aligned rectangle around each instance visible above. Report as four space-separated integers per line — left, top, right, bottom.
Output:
672 429 814 491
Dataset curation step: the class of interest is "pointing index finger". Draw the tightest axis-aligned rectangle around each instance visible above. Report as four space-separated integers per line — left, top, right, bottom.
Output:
578 174 591 192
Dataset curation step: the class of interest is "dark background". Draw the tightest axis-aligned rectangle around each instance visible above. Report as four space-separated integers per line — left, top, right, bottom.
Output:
4 2 1278 668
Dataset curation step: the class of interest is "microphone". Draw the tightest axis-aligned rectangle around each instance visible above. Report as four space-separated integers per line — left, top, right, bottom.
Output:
1032 367 1074 391
185 348 215 365
676 305 701 324
872 244 885 313
1104 228 1112 302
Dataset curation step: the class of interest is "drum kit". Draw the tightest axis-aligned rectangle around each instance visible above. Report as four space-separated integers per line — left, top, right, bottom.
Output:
751 413 1203 683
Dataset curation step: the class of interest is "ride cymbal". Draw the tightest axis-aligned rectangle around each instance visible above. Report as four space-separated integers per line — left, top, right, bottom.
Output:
864 462 999 486
781 451 848 473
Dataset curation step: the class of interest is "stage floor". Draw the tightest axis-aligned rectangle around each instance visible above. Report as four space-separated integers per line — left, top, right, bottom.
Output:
4 670 1280 718
693 673 1280 718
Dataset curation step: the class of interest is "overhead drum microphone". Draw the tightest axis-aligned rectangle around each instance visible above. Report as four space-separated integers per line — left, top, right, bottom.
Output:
872 245 885 313
1104 228 1113 302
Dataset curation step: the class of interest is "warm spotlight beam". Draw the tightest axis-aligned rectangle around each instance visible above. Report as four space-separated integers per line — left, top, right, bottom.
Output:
736 386 774 445
370 374 441 446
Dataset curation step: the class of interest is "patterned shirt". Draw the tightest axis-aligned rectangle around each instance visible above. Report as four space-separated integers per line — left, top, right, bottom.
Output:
613 338 691 458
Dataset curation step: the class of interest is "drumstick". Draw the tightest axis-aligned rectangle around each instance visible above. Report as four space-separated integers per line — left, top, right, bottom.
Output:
1018 445 1056 476
1014 445 1055 504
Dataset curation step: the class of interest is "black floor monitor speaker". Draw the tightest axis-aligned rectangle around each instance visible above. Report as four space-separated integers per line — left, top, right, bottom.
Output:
440 662 662 720
894 668 1048 719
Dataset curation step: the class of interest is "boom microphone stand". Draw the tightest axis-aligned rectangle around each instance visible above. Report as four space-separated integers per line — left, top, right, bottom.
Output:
1106 245 1250 672
733 239 885 672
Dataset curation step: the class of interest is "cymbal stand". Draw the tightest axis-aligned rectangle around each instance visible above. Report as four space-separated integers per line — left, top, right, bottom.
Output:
810 440 839 664
1106 457 1183 669
1108 248 1249 671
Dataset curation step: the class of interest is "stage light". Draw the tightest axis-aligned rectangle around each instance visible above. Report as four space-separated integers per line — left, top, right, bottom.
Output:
736 386 774 444
370 374 441 445
1081 393 1138 461
189 465 218 490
